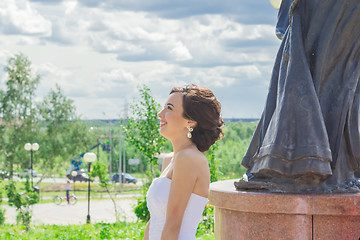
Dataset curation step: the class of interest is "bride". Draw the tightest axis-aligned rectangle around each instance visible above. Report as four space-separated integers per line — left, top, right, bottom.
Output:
144 84 224 240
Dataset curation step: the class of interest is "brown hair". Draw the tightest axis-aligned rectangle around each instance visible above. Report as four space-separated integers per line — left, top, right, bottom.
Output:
170 84 224 152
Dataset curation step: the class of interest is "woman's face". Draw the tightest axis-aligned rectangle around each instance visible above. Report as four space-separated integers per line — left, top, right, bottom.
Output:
157 92 189 140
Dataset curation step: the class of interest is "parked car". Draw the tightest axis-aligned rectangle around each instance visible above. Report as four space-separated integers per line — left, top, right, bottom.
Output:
19 169 38 177
66 169 90 182
111 173 137 184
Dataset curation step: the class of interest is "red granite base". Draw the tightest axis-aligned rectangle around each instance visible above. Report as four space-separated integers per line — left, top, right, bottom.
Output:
209 180 360 240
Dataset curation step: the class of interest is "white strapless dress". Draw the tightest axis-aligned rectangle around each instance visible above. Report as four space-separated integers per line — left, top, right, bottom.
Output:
146 177 208 240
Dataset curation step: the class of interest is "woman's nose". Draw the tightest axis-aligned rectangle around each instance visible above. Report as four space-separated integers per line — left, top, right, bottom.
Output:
157 109 164 118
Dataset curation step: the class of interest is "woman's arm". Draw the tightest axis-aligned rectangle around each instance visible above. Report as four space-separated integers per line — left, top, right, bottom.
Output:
144 220 150 240
161 156 172 173
161 152 174 173
160 151 199 240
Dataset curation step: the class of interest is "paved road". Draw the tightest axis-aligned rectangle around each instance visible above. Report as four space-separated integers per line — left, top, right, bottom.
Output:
3 198 138 225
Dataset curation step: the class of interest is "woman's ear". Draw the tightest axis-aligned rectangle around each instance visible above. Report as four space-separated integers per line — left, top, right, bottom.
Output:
187 120 197 128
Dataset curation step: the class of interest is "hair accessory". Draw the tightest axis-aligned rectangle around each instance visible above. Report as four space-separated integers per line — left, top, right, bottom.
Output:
187 126 193 139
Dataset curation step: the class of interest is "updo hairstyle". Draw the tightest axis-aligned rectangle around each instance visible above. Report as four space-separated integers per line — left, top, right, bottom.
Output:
170 84 224 152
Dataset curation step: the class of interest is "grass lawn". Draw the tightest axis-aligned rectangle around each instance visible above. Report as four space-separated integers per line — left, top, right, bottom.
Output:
0 223 214 240
0 222 146 240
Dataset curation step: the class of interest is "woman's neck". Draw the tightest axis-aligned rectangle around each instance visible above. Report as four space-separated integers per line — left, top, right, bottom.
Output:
171 137 196 155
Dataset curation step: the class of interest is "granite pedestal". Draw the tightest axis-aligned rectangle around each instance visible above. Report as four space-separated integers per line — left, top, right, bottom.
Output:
209 180 360 240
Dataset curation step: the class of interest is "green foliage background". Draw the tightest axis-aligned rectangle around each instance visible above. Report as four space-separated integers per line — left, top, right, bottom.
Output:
215 121 257 178
123 85 165 222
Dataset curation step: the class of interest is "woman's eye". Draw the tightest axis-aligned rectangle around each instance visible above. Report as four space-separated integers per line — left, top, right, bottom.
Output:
167 106 172 110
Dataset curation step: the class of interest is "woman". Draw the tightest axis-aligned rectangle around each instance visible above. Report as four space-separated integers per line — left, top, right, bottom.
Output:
144 84 224 240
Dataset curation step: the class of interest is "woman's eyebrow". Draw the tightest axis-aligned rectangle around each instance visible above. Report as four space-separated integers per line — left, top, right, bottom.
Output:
167 103 175 107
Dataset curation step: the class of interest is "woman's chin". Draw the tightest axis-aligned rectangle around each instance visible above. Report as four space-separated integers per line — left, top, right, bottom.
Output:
159 128 166 136
159 129 171 140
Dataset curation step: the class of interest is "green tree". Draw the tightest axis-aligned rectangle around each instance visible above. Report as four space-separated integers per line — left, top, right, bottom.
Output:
0 178 5 225
215 121 257 178
124 85 165 176
37 84 87 181
124 85 165 177
0 53 40 178
123 85 165 221
5 176 39 230
91 161 120 221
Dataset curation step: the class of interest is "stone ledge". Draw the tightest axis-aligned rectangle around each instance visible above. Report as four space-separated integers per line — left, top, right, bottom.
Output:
209 179 360 240
209 179 360 216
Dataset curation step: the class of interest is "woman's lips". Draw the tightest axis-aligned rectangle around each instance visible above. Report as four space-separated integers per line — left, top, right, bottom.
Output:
160 121 167 127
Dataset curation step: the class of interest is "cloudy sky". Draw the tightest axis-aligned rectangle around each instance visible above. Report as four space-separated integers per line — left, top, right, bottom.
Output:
0 0 280 120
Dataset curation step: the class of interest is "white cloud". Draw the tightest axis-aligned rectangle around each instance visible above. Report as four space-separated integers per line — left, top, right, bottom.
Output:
63 0 78 15
33 62 74 101
36 62 72 82
96 68 138 98
80 0 278 25
0 0 281 119
170 41 192 61
16 36 41 45
90 33 146 55
0 0 52 36
0 49 13 66
25 2 279 67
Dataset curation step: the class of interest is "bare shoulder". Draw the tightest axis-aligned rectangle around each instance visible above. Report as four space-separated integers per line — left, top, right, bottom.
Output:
173 148 208 169
172 147 210 197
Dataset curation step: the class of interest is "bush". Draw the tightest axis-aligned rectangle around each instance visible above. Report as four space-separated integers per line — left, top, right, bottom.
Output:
197 204 214 236
134 197 150 222
0 183 5 225
5 176 39 230
0 208 5 225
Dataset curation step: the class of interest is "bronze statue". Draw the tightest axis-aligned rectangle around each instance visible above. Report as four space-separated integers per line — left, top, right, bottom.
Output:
235 0 360 193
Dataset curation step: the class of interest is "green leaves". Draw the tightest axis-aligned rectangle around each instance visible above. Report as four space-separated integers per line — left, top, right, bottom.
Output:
5 181 22 209
38 84 76 123
212 121 257 178
123 85 165 221
124 85 165 174
206 142 219 183
0 208 5 225
0 222 149 240
91 161 110 187
134 197 150 222
5 177 39 230
2 53 39 122
0 54 40 176
36 84 85 174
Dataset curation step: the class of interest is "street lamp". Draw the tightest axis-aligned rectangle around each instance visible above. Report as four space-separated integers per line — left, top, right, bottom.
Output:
270 0 282 9
71 171 78 194
84 152 96 224
24 143 39 188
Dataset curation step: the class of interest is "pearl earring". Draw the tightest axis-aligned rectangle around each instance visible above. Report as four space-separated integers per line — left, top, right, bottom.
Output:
187 126 193 138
